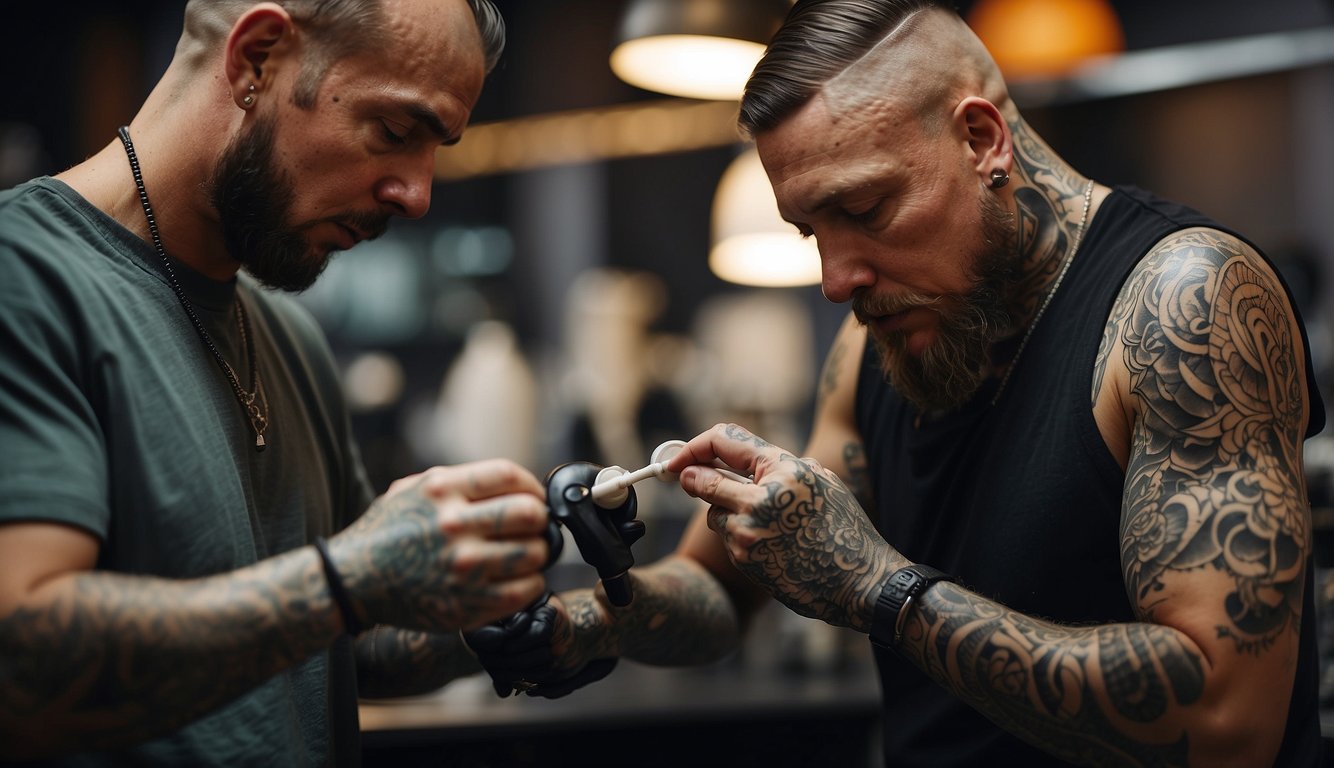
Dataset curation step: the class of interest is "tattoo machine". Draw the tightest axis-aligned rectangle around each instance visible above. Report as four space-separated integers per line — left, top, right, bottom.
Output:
546 439 748 604
545 460 646 606
463 440 749 697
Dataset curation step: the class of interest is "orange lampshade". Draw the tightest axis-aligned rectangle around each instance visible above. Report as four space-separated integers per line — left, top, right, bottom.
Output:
967 0 1125 79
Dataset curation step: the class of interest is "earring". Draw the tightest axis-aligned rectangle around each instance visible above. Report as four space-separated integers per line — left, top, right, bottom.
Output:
242 84 256 107
989 168 1009 189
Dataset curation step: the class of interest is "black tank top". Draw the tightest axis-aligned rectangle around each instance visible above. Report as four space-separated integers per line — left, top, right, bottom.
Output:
854 186 1326 766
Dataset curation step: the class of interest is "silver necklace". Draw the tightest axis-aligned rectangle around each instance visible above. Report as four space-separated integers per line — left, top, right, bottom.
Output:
991 179 1095 406
117 126 270 451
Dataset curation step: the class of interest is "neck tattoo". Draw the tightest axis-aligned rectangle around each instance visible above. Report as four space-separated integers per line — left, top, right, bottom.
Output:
117 126 270 452
990 178 1095 406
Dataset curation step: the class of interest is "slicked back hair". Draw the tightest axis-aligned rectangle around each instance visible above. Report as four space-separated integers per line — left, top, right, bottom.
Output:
179 0 505 108
738 0 957 137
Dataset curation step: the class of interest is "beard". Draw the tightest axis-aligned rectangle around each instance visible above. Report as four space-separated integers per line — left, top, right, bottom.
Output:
855 190 1020 413
209 113 388 292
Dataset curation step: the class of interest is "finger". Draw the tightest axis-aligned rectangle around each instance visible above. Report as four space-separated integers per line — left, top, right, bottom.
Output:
417 459 546 503
705 504 729 535
439 494 550 540
662 423 773 478
678 464 762 510
462 623 512 652
528 658 618 699
488 673 515 698
445 539 551 585
461 574 548 630
500 606 538 635
482 645 557 672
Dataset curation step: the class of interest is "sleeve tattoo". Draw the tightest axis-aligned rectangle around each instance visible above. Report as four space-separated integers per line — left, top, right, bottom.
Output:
899 230 1310 764
1112 231 1308 651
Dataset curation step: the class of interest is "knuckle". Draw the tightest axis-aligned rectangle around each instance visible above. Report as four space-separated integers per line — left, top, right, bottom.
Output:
512 497 548 528
448 544 483 575
499 577 545 613
489 458 521 482
437 507 469 535
419 466 456 498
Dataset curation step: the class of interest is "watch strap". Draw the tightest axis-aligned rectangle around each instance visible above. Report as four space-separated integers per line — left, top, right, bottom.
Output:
870 564 954 651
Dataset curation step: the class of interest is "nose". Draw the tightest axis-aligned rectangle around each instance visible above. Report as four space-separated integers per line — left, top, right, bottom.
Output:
817 236 876 304
375 151 435 219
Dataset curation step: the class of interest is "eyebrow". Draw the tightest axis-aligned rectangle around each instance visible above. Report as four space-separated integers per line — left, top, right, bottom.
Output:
800 173 888 219
404 102 462 145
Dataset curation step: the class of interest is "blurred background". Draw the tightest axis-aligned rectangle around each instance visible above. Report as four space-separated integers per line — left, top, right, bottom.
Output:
5 0 1334 764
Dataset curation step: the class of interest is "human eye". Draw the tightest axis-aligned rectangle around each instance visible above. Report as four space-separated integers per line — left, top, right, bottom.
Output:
379 119 408 146
848 199 886 227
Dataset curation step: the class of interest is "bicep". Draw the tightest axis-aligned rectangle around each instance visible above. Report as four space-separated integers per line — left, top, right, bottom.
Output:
1113 228 1311 709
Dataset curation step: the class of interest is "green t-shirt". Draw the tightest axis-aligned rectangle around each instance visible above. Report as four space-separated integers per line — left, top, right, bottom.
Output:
0 178 375 765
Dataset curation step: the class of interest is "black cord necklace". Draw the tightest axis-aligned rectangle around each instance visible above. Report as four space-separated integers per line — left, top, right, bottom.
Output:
117 126 270 452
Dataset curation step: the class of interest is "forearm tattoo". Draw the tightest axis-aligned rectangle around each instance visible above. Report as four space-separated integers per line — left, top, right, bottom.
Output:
592 558 742 666
897 230 1309 763
0 550 336 755
908 588 1197 765
355 627 480 699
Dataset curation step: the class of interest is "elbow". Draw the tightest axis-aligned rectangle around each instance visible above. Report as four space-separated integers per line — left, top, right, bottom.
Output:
1182 698 1286 767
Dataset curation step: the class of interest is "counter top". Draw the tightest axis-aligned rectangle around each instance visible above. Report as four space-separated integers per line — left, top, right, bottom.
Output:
360 636 883 767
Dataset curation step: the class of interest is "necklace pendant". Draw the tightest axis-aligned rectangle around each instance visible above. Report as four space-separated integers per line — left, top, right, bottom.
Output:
256 433 267 452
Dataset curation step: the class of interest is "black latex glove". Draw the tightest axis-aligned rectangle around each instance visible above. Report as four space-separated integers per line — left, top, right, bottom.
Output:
462 592 618 698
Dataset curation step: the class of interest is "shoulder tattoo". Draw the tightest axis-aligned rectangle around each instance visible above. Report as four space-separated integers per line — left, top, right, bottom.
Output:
1105 229 1308 652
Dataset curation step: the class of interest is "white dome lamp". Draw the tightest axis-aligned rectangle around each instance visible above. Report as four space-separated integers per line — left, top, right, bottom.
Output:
709 147 821 288
610 0 790 101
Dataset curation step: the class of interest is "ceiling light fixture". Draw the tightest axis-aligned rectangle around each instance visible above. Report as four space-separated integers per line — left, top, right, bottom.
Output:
709 147 821 287
610 0 790 100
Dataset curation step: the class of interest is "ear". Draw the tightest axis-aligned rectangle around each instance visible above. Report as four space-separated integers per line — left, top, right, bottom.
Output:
223 3 295 109
952 96 1012 186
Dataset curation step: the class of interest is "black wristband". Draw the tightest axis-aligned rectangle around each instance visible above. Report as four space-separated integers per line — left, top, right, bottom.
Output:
313 537 363 637
869 564 955 652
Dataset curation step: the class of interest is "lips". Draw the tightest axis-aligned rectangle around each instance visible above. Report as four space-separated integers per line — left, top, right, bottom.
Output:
336 223 362 249
875 310 912 333
857 304 917 333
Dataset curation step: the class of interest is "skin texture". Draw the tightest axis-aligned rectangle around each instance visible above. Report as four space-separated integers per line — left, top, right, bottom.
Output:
495 8 1314 767
0 0 548 759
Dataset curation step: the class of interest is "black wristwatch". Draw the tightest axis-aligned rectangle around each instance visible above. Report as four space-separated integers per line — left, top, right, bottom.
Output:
870 564 955 652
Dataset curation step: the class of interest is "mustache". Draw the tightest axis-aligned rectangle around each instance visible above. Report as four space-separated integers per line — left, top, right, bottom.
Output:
851 291 942 324
311 211 390 242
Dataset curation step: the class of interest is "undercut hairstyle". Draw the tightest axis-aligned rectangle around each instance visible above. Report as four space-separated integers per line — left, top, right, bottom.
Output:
738 0 957 137
178 0 505 108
